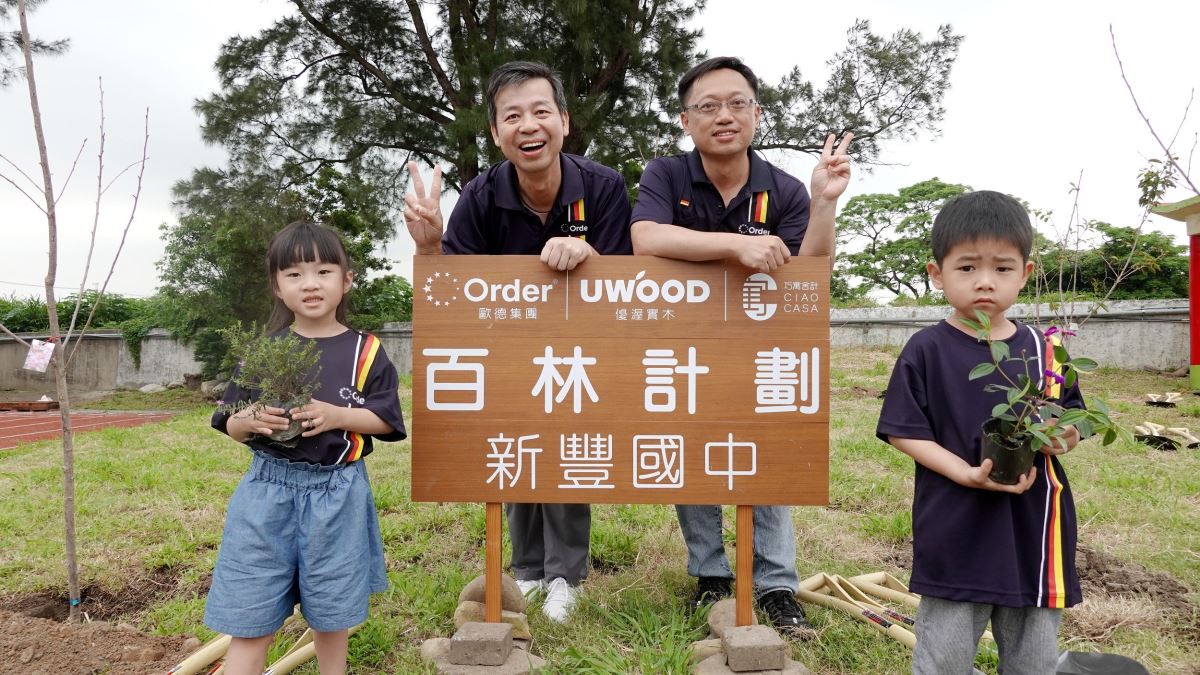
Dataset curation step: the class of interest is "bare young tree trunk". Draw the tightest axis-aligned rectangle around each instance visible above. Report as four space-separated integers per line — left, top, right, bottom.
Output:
17 0 80 622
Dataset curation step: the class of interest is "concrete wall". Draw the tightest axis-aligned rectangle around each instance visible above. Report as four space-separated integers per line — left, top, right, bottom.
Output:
1 301 1186 392
831 299 1189 370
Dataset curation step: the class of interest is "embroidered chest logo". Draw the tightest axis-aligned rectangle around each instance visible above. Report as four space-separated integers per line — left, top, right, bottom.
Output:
737 191 770 236
559 197 587 239
339 386 366 405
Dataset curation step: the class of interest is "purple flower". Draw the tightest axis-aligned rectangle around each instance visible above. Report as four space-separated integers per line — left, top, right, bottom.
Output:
1044 369 1065 384
1045 326 1077 338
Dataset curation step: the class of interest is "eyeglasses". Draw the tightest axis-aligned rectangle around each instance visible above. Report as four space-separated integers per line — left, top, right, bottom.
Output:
685 97 755 116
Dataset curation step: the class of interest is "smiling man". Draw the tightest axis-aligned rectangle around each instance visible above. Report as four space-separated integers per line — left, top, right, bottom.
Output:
404 61 632 623
630 56 852 638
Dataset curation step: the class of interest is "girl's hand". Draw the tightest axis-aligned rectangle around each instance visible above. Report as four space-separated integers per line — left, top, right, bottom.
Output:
290 399 344 437
228 404 290 438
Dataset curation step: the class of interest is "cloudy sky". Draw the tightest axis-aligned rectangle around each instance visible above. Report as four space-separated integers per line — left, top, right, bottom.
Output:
1 0 1197 301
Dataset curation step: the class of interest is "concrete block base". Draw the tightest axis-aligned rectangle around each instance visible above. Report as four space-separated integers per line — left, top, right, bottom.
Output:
450 622 514 666
694 653 814 675
722 625 787 672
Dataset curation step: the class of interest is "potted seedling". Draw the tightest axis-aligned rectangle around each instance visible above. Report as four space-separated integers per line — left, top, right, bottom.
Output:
217 324 321 447
961 311 1127 484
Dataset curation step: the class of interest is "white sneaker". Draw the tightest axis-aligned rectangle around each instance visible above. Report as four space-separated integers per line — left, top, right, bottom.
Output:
516 578 545 598
542 577 578 623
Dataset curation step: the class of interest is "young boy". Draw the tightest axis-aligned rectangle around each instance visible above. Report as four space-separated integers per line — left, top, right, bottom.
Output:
876 191 1084 673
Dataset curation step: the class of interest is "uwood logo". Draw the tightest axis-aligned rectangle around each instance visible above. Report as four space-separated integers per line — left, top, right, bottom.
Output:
742 273 777 321
577 271 710 304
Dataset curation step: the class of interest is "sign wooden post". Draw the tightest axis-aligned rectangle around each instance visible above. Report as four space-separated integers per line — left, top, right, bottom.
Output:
486 502 502 622
411 256 830 625
736 505 754 626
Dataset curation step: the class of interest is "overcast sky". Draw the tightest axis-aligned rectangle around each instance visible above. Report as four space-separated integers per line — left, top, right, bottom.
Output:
1 0 1197 301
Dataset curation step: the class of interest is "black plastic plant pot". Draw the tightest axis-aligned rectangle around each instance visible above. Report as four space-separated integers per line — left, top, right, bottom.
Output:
980 419 1035 485
265 397 310 446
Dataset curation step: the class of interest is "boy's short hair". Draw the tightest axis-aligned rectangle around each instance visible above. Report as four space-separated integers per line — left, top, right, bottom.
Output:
485 60 569 125
677 56 759 108
931 191 1034 264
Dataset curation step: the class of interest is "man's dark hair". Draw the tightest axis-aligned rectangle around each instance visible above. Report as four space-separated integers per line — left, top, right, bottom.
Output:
931 191 1034 264
486 61 568 125
677 56 759 108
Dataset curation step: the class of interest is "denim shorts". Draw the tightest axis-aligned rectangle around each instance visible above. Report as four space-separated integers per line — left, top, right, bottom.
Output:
204 450 388 637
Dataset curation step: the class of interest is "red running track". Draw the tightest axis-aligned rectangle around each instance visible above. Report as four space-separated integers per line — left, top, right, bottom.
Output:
0 411 176 450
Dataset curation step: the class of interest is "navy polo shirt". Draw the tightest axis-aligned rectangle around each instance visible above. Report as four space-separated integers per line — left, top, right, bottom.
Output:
630 148 811 254
442 153 632 255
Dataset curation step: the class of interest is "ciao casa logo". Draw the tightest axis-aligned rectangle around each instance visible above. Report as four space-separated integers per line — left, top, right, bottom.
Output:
424 271 558 307
742 273 777 321
741 272 822 321
577 271 710 304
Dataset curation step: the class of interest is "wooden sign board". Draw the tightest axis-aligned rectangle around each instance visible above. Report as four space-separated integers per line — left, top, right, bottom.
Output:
411 256 829 505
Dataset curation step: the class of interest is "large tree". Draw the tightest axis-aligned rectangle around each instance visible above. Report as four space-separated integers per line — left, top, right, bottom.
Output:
836 178 969 299
196 1 962 193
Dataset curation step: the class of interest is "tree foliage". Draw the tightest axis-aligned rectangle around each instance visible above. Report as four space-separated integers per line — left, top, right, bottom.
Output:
1030 222 1188 301
756 20 962 165
157 164 409 375
196 2 961 194
835 178 969 300
0 0 68 86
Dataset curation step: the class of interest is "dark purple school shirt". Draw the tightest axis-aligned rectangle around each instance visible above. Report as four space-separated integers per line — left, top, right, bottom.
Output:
630 148 811 253
212 329 407 466
442 153 632 255
877 320 1084 608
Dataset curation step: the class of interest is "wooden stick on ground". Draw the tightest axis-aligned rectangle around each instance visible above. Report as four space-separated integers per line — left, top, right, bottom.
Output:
263 624 362 675
166 633 233 675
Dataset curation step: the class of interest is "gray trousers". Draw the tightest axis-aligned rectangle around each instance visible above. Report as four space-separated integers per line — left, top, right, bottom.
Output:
912 596 1062 675
506 503 590 585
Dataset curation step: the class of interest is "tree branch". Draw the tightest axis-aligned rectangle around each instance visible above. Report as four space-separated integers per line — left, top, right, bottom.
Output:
1111 25 1199 195
404 0 462 107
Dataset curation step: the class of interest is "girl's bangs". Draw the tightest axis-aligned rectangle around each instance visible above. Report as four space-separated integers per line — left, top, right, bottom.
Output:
268 223 348 271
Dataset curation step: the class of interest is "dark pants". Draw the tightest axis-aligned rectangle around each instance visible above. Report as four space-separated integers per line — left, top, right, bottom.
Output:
506 503 590 585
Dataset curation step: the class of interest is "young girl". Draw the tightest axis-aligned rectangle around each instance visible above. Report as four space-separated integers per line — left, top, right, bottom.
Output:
207 221 406 675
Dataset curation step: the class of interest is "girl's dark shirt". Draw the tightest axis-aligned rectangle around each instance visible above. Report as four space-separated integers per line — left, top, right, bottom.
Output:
211 329 407 465
876 320 1084 608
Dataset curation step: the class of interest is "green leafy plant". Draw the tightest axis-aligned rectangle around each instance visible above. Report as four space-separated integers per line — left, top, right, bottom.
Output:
217 324 321 446
961 310 1126 452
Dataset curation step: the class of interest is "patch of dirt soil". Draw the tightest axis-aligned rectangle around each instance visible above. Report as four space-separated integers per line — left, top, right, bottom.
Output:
1076 546 1199 642
832 385 884 399
0 609 191 674
0 570 213 674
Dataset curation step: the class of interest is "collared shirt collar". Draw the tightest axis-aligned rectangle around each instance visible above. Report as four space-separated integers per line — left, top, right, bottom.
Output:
494 154 585 212
686 147 776 197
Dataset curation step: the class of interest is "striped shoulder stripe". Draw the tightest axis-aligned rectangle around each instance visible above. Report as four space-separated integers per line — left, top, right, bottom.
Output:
1038 454 1068 608
355 333 381 392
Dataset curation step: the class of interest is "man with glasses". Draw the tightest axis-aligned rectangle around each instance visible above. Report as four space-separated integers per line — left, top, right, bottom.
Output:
630 56 852 638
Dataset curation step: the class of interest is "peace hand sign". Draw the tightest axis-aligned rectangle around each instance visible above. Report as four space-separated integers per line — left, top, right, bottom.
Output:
810 132 854 203
404 161 444 254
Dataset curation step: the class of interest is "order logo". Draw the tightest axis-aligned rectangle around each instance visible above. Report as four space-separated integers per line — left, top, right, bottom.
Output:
422 271 461 307
742 273 777 321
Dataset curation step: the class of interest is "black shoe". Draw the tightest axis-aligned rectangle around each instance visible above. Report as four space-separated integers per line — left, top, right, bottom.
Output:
691 576 733 610
758 589 817 640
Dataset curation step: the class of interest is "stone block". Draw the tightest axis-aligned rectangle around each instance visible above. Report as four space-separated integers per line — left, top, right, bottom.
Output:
433 645 547 674
722 625 786 672
707 598 757 639
689 638 724 665
453 601 532 640
695 653 814 675
450 621 513 666
458 573 528 613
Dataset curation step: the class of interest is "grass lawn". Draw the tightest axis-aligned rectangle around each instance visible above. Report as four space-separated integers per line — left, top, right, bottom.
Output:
0 348 1197 673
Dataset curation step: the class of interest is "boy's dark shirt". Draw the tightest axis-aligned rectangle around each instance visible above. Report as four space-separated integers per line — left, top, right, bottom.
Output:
630 148 811 253
212 329 407 465
876 320 1084 608
443 153 632 255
